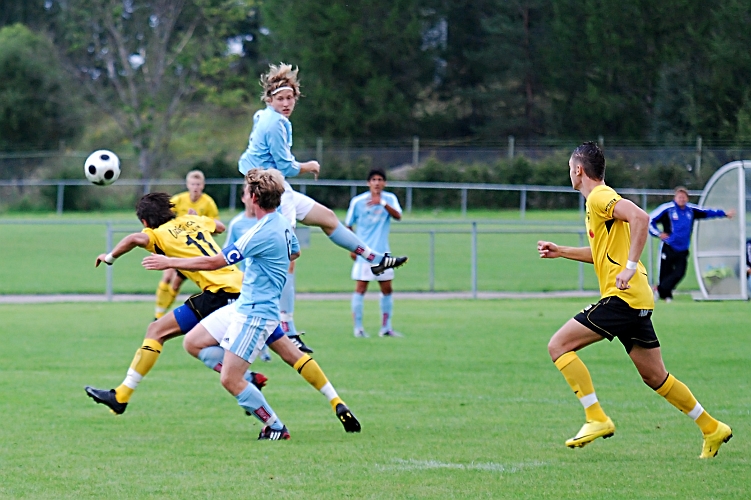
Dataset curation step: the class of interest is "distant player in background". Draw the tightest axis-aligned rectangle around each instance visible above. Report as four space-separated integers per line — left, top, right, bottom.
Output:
238 63 408 350
648 186 734 302
345 169 403 337
538 142 732 458
154 170 220 319
143 168 360 438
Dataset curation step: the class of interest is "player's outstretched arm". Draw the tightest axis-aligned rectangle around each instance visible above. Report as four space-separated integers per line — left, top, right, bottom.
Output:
612 199 650 289
212 220 226 234
95 233 150 267
538 240 593 263
142 253 227 272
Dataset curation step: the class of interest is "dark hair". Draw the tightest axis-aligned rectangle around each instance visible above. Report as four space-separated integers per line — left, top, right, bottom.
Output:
245 168 285 210
571 141 606 181
136 193 176 228
367 168 386 181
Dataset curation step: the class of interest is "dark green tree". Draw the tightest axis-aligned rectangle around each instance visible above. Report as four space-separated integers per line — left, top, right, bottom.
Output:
259 0 437 140
0 24 81 152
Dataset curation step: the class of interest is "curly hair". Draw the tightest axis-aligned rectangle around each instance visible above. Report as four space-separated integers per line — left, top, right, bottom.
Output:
136 193 177 229
245 168 285 210
260 63 301 102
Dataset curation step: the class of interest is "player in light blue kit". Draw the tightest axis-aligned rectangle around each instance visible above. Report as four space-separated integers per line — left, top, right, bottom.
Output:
238 63 408 350
346 169 403 337
223 183 274 361
143 169 360 439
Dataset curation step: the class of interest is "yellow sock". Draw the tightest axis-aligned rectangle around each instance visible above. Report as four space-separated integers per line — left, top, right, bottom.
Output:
655 374 718 435
114 339 163 403
293 354 343 411
155 282 178 319
554 351 608 422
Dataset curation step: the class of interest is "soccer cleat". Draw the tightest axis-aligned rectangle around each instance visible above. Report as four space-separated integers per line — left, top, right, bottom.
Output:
248 371 268 391
288 333 313 353
371 253 408 276
335 403 361 433
379 330 403 338
258 425 291 441
700 421 733 459
565 418 615 448
259 351 272 362
85 386 128 415
354 328 370 338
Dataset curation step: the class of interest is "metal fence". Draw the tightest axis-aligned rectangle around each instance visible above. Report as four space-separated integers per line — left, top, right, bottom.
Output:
0 176 700 216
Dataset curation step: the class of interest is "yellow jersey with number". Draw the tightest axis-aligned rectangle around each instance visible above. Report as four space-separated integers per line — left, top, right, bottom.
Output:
170 192 219 218
586 185 654 310
142 215 242 293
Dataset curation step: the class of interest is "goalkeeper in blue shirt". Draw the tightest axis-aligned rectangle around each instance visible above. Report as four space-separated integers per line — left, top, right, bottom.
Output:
649 186 734 301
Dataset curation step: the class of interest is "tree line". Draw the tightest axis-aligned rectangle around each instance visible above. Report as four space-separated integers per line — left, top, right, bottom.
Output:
1 0 750 177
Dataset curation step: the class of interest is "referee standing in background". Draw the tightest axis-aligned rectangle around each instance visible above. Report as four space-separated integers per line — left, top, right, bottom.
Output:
648 186 735 302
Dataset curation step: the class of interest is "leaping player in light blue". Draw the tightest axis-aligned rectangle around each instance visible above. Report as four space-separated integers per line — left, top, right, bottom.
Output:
346 168 403 338
238 63 408 352
143 169 361 439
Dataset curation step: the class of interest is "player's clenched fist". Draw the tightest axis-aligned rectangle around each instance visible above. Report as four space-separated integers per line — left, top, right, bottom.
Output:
537 241 560 259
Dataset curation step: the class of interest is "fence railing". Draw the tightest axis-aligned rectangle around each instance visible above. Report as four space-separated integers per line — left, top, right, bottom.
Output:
0 177 700 216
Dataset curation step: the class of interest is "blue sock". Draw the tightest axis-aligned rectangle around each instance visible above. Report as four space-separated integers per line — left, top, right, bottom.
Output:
380 293 393 332
198 346 224 372
236 382 284 430
198 346 258 382
280 272 298 336
329 222 383 262
351 292 364 330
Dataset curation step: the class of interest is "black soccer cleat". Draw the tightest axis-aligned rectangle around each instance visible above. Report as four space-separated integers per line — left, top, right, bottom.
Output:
336 403 361 433
288 333 314 353
249 371 268 391
85 386 128 415
258 425 291 441
371 253 408 276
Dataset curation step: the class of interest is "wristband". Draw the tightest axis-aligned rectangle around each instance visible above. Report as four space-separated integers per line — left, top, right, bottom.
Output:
379 199 387 207
626 260 638 270
104 253 117 265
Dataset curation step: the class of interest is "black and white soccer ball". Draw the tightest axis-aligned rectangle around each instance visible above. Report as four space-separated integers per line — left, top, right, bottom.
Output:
84 150 121 186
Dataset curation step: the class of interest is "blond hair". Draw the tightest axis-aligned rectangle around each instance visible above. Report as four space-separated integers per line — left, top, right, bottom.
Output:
186 170 205 182
245 168 285 209
260 63 301 102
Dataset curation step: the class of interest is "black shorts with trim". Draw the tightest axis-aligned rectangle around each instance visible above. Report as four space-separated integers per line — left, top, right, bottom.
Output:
573 296 659 353
185 289 240 321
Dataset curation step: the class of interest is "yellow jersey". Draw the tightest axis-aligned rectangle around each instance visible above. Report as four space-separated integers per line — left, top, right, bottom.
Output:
585 185 654 310
142 215 242 294
170 192 219 218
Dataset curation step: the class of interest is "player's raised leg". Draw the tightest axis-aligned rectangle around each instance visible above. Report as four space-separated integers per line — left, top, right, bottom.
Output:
302 203 407 275
548 319 614 448
629 346 733 458
280 262 313 353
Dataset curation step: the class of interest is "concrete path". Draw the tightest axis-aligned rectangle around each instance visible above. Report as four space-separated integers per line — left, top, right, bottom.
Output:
0 290 600 304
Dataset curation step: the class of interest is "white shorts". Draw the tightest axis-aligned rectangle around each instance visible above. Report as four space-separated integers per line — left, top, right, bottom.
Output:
352 258 394 282
280 180 316 228
200 304 279 363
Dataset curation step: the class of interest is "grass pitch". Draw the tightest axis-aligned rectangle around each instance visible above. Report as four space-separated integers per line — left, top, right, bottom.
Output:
0 298 747 499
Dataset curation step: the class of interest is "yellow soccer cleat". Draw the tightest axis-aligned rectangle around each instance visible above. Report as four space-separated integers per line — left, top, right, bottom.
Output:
700 421 733 459
565 418 616 448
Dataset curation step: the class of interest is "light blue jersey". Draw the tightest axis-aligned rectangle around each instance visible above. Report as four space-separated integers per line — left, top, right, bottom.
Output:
221 211 300 320
238 106 300 178
345 191 402 257
223 212 258 271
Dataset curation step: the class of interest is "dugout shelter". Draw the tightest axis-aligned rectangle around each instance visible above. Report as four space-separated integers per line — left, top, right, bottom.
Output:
692 160 750 300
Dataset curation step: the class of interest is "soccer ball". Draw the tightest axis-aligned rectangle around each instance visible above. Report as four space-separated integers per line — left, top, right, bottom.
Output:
84 150 121 186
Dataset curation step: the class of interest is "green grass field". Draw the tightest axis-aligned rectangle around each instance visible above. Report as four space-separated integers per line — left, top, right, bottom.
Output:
0 209 697 295
0 298 748 498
